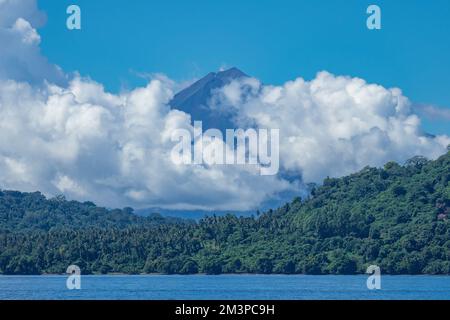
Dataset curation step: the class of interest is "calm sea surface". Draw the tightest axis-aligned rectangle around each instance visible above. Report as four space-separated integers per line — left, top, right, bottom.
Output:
0 275 449 300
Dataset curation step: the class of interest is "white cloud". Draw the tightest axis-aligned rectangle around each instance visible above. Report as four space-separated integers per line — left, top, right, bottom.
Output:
0 0 65 84
0 76 291 210
0 0 448 211
214 72 450 182
0 0 46 28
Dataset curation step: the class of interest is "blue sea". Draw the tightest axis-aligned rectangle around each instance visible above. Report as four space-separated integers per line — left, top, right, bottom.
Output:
0 275 449 300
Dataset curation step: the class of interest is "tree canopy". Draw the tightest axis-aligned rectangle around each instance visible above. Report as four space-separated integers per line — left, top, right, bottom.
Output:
1 151 449 275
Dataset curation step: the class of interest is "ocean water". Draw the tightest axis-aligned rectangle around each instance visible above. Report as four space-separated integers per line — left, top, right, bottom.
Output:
0 275 449 300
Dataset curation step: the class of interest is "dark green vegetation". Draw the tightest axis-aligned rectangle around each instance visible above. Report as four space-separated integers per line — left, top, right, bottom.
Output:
1 152 449 275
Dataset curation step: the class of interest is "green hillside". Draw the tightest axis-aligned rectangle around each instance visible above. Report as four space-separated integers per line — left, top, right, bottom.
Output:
0 152 449 275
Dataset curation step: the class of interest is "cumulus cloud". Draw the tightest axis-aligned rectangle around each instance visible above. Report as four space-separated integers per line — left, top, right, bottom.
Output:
214 73 450 182
0 76 292 210
0 0 449 211
0 0 46 27
0 0 65 84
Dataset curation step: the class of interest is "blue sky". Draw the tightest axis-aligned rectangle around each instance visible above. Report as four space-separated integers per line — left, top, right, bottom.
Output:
37 0 449 134
1 0 449 210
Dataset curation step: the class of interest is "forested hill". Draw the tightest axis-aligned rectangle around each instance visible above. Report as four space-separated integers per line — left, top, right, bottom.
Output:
0 192 189 232
0 151 449 275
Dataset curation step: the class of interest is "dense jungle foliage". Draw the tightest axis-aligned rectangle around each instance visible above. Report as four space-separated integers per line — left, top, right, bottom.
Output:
0 151 449 275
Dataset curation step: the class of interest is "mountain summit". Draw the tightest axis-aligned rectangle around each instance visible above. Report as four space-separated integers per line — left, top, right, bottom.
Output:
170 67 248 130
